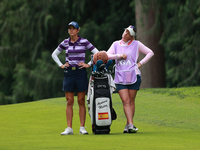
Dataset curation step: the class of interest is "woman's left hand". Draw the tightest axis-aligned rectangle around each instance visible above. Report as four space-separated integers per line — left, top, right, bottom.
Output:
78 62 90 68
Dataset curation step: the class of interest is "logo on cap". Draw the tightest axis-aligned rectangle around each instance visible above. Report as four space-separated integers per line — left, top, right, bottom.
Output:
68 21 79 29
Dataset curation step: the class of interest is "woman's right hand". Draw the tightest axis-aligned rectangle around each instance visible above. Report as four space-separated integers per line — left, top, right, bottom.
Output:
120 54 127 60
60 62 69 69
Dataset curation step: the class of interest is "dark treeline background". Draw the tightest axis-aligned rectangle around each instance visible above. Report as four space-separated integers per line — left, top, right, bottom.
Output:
0 0 200 105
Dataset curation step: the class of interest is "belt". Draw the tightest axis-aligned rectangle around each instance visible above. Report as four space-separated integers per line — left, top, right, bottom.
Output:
65 66 82 70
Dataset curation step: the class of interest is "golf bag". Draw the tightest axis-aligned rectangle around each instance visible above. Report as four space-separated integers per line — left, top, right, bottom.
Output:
87 58 117 134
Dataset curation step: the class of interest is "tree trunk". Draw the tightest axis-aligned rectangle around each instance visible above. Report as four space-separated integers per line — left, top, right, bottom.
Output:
135 0 166 88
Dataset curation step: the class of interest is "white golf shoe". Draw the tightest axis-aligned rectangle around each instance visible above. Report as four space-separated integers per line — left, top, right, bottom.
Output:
123 124 128 133
61 127 74 135
79 127 88 134
127 124 138 133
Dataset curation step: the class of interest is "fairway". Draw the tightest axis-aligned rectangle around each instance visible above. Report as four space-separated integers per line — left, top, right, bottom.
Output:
0 87 200 150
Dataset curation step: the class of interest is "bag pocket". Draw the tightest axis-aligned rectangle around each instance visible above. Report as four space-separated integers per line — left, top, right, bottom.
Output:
95 89 110 97
115 71 123 83
125 71 132 83
115 69 137 84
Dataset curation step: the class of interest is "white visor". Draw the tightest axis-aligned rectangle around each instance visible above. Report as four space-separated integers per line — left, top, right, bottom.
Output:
126 27 136 37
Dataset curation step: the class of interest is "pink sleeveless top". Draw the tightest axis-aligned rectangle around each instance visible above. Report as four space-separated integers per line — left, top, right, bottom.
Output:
114 40 139 85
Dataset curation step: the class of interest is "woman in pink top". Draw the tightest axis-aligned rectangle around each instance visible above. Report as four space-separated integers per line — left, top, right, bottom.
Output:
107 25 154 133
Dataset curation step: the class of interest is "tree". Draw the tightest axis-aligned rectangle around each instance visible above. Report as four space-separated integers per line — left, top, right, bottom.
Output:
160 0 200 87
0 0 135 104
135 0 166 88
0 0 83 104
1 0 199 105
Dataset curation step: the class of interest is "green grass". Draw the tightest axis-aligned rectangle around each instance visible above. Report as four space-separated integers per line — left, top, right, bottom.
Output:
0 87 200 150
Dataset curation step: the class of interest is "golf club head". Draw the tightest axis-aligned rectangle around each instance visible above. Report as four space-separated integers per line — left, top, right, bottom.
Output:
93 64 97 72
98 64 106 72
96 60 103 71
106 59 113 70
